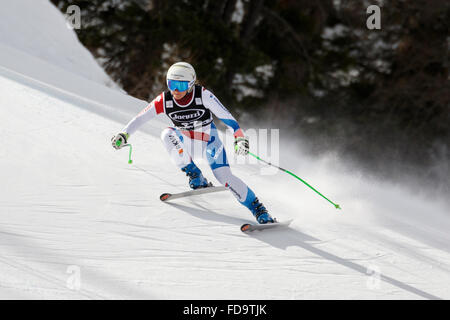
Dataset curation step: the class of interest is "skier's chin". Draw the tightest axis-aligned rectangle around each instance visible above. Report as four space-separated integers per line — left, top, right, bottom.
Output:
172 90 187 100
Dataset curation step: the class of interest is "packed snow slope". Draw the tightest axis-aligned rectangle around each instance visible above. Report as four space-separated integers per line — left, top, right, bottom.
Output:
0 1 449 300
0 0 117 89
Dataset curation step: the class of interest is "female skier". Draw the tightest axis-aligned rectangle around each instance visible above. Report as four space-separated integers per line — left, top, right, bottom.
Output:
111 62 274 224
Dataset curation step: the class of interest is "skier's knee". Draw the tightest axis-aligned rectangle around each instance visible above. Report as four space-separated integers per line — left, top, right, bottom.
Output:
160 127 175 141
212 166 233 186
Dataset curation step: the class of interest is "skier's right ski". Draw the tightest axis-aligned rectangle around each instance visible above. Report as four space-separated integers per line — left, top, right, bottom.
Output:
160 185 227 202
240 219 293 232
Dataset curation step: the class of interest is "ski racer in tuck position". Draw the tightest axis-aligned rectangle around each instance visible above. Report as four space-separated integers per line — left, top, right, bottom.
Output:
112 62 275 224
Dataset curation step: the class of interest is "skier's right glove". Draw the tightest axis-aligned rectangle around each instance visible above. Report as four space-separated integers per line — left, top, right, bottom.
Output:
111 132 129 150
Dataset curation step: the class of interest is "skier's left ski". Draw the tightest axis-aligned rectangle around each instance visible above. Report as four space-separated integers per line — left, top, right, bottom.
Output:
240 219 293 232
160 185 227 202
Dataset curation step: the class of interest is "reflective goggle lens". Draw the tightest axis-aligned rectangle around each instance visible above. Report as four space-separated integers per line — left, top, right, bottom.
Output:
167 80 190 92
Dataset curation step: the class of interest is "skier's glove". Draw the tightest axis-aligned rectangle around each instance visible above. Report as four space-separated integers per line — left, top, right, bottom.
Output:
234 136 249 156
111 132 129 150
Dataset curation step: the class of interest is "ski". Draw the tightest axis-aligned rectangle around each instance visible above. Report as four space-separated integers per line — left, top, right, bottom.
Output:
160 185 227 202
240 219 293 233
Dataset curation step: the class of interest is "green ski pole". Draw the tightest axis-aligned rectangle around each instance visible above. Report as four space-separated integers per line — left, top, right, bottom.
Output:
115 139 133 164
248 151 341 210
124 144 133 164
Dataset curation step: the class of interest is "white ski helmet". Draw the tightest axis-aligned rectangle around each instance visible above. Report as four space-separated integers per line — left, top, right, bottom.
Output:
166 62 196 92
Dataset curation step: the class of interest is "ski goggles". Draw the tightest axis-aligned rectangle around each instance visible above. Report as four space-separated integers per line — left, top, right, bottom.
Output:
167 79 190 92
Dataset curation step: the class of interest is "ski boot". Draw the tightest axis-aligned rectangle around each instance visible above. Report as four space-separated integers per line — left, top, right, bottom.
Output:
249 197 275 224
181 162 209 190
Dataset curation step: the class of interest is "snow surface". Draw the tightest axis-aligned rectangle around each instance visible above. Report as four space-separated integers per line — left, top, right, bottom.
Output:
0 1 449 300
0 0 118 88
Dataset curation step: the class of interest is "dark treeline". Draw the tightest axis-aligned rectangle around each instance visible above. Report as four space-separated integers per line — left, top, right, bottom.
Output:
51 0 449 188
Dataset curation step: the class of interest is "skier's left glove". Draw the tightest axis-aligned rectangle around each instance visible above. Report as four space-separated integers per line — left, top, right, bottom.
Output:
111 132 129 150
234 136 249 156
